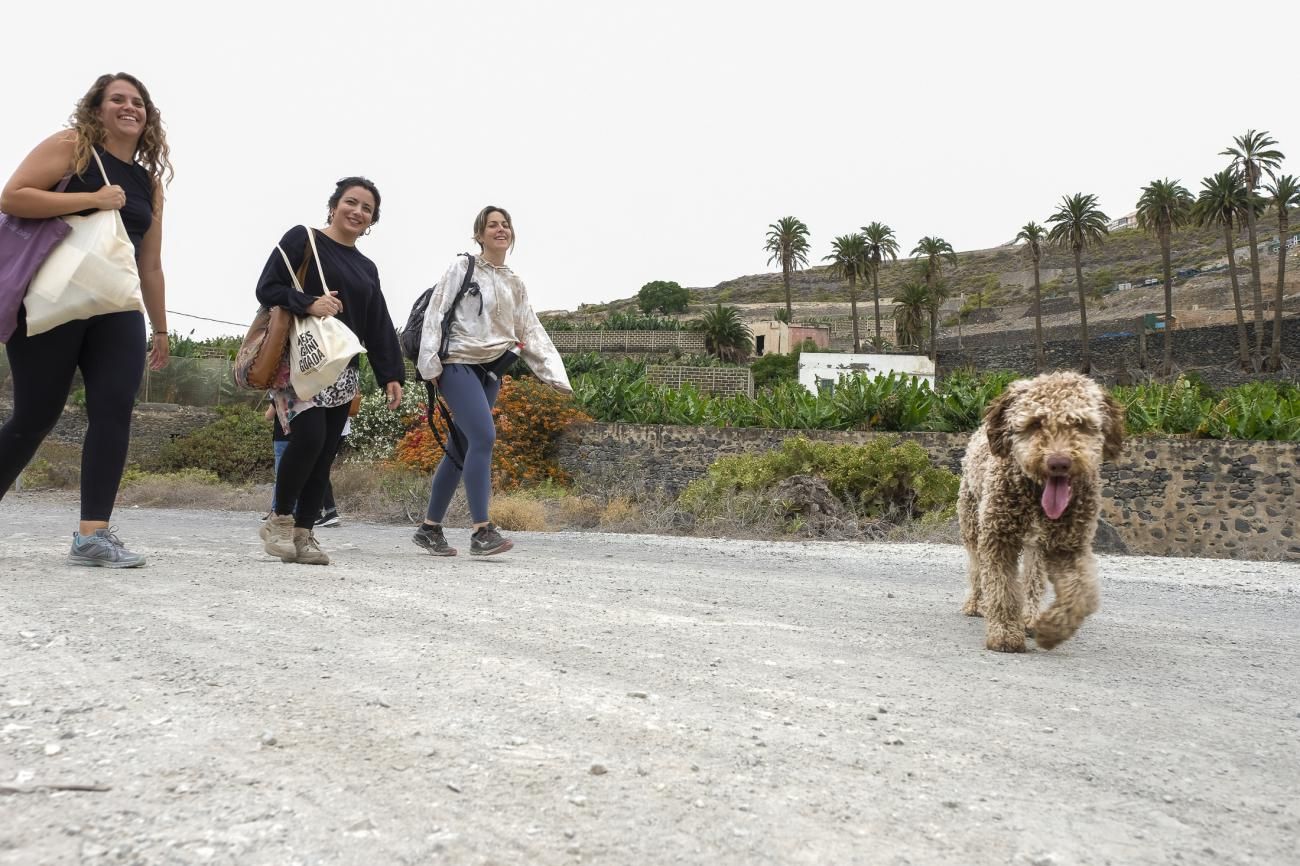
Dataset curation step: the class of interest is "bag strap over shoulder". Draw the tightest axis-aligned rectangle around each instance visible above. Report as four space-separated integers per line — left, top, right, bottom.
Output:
90 149 111 186
437 253 478 361
274 226 319 295
304 227 330 293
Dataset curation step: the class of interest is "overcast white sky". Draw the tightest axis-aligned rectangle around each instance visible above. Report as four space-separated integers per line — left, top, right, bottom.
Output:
7 0 1296 339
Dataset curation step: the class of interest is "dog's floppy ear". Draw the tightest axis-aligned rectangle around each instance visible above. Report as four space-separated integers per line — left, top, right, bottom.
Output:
1101 391 1125 461
983 386 1017 459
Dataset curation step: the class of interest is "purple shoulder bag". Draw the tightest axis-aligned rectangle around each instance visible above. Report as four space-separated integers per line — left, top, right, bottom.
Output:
0 175 73 343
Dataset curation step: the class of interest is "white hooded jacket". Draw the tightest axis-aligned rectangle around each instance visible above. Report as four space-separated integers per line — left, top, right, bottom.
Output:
416 254 571 392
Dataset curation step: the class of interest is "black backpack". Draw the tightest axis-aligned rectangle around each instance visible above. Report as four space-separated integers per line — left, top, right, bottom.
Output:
398 253 478 380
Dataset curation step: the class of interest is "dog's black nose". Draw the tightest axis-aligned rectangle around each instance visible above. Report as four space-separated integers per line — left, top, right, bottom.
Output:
1046 454 1072 476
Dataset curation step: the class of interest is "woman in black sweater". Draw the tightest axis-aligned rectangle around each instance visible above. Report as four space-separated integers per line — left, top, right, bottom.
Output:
254 176 404 565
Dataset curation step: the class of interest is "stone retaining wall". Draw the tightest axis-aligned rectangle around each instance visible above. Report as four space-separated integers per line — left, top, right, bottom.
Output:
0 398 218 465
556 422 1299 562
938 317 1300 388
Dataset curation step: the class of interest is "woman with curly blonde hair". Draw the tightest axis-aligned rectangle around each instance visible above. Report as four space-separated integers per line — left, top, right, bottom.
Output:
0 72 175 567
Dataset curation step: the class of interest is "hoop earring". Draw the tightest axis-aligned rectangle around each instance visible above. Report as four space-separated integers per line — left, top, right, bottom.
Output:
363 226 372 236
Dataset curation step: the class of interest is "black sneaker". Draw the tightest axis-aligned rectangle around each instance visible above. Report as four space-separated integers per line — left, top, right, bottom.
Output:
315 508 342 528
470 523 513 556
413 523 457 556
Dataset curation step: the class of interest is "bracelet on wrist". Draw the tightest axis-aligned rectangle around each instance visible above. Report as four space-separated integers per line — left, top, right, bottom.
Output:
153 330 167 336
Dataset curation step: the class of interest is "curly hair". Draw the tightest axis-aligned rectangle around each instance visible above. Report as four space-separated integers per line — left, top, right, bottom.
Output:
473 205 515 251
69 72 174 189
327 176 382 226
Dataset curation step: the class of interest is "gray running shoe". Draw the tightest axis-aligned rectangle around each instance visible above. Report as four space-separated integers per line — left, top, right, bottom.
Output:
68 528 146 568
413 523 457 556
470 523 513 556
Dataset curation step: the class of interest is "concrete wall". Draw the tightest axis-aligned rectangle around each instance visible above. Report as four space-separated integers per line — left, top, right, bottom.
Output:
557 422 1300 562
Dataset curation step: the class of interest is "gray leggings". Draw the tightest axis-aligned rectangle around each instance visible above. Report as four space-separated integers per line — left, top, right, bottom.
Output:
425 364 500 525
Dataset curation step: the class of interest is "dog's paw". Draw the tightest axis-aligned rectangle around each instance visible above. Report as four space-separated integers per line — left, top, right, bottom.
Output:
961 598 983 617
1030 613 1072 650
985 623 1026 653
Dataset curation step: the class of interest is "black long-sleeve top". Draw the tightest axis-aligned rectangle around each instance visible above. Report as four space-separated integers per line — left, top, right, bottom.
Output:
254 225 405 387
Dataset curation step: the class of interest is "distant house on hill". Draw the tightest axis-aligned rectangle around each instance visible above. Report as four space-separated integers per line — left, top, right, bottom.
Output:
1107 211 1138 232
745 320 831 356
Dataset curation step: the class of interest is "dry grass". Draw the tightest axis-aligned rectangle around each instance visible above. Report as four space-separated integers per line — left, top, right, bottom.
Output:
558 495 603 528
17 442 82 491
117 470 267 512
490 496 549 531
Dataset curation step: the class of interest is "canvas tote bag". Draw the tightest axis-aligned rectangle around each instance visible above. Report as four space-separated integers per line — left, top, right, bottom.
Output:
289 227 364 400
23 149 145 335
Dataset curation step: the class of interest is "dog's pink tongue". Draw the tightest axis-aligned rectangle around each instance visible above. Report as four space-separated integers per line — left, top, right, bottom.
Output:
1042 477 1072 520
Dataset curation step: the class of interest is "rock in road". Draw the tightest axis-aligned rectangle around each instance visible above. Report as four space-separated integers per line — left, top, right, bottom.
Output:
1 497 1297 866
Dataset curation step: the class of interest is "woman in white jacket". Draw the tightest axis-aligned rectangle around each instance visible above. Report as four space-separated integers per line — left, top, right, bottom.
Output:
414 205 571 556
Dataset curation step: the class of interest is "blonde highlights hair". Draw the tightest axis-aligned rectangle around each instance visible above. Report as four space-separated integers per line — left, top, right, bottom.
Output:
69 73 174 189
473 205 515 252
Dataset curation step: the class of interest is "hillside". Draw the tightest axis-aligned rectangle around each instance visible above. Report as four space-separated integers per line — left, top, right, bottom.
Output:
561 211 1299 340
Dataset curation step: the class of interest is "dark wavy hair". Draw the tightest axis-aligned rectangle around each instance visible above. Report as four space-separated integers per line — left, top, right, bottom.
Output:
328 176 382 226
473 205 515 252
70 72 174 188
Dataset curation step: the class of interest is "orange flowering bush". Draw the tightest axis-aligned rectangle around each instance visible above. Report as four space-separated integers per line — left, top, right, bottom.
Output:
392 375 590 491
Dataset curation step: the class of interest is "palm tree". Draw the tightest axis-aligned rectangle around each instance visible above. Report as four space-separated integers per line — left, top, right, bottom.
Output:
1136 179 1194 377
1015 221 1049 371
697 303 752 362
1046 193 1109 373
823 233 871 352
1193 170 1253 369
892 280 930 351
910 236 957 360
860 222 900 350
1222 130 1284 362
764 217 811 325
1263 174 1299 371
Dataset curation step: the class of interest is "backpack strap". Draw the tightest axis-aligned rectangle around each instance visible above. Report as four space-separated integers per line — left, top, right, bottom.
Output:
437 253 478 361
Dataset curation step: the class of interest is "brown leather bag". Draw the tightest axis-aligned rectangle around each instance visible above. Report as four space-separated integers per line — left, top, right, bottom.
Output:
233 235 315 390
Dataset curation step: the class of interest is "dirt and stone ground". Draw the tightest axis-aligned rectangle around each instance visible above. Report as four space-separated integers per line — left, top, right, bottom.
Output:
2 496 1298 866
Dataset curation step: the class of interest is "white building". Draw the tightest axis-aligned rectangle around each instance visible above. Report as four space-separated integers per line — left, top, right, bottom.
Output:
797 353 936 395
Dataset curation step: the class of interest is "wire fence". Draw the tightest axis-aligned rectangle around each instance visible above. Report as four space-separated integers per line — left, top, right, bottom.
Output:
0 353 264 407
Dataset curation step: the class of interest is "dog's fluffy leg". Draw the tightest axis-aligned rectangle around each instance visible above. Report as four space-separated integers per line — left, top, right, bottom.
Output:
979 537 1026 653
961 544 983 617
1021 542 1048 630
1031 551 1100 649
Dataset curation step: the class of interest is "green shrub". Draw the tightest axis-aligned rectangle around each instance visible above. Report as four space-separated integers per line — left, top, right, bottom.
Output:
679 436 958 521
1202 382 1300 441
750 352 799 389
1113 376 1211 436
930 370 1016 432
152 405 273 482
348 386 427 461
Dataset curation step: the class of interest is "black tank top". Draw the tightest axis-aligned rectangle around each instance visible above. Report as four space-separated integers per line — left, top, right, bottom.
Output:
61 145 154 254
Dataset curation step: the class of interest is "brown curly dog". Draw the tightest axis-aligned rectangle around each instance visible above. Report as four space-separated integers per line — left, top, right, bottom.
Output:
958 371 1124 652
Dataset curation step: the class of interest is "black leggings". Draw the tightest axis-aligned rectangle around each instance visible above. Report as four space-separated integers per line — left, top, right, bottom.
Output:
275 402 350 529
0 310 145 521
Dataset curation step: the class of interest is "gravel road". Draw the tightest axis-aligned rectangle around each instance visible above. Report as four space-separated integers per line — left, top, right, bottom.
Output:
2 496 1297 866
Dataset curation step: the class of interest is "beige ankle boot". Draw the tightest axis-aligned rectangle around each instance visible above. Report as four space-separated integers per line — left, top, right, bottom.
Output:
261 515 296 559
285 528 329 565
